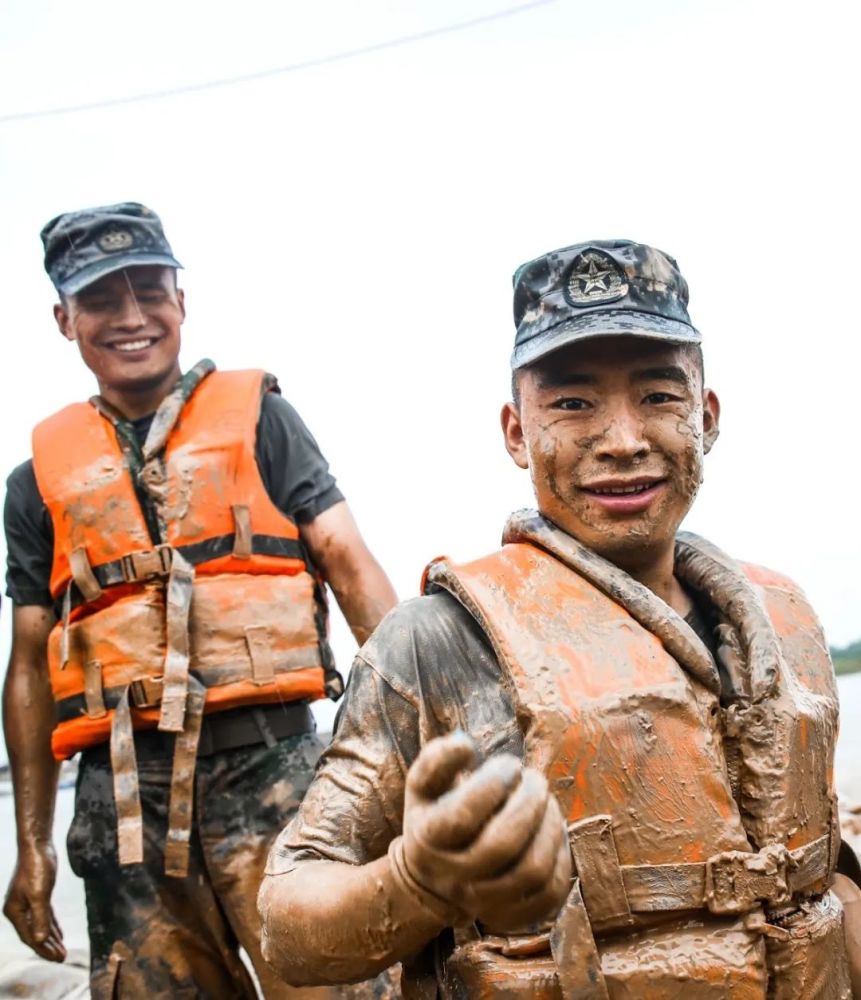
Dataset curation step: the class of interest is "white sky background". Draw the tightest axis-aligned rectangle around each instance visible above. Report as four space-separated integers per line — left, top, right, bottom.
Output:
0 0 858 735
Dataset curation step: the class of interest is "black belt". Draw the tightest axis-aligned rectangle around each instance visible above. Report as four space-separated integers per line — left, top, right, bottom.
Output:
197 702 314 756
81 701 315 764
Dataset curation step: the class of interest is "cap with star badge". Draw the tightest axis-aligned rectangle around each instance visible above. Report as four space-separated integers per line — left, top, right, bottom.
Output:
511 239 699 370
41 201 183 296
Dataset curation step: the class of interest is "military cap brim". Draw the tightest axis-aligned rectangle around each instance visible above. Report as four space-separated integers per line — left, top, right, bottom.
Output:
511 309 701 371
59 251 183 297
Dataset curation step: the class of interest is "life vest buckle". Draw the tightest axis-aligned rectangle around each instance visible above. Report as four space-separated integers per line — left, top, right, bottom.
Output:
129 675 164 709
705 843 794 915
121 545 174 583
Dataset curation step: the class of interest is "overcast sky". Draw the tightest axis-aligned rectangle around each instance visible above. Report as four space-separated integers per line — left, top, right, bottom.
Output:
1 0 858 731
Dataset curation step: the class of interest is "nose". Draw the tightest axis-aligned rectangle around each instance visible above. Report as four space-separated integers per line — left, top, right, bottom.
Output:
595 404 650 463
110 289 146 332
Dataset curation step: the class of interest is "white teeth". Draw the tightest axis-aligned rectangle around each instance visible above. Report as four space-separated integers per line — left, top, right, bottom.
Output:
114 339 153 352
591 484 654 495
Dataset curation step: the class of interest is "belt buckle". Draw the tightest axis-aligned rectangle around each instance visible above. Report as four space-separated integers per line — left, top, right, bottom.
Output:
129 676 163 709
705 844 793 915
121 545 173 583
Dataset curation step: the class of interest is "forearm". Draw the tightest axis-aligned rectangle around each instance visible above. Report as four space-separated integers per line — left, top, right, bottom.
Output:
301 502 397 645
4 668 60 850
2 609 60 850
259 855 443 985
329 558 398 645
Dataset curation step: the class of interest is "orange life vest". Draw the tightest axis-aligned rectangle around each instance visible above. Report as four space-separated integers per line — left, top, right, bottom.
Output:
424 511 849 999
33 363 334 763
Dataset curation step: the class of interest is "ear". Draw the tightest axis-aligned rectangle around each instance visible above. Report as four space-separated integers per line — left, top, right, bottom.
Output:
53 302 76 342
702 388 720 453
176 286 186 322
501 401 529 470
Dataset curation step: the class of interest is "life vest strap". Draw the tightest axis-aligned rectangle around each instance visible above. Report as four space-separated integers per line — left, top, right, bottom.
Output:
69 545 103 602
82 659 107 719
158 549 195 734
567 816 633 931
572 831 833 927
549 877 610 999
54 644 323 723
110 673 209 879
231 504 252 559
62 534 306 611
164 676 206 878
111 686 143 867
245 625 276 685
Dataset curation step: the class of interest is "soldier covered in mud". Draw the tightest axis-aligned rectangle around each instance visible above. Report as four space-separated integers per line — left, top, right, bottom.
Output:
2 202 398 998
259 240 861 998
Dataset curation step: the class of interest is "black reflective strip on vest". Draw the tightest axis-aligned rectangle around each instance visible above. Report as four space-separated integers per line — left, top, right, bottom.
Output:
178 532 305 568
67 534 307 603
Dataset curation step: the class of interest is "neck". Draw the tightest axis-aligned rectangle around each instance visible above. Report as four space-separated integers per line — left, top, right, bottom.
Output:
612 542 693 618
96 364 181 420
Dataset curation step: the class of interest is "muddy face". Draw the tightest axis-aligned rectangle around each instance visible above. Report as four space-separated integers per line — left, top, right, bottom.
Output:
55 265 184 398
502 336 720 573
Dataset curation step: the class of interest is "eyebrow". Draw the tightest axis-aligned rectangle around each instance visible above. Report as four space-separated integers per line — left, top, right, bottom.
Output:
536 372 599 390
632 365 691 386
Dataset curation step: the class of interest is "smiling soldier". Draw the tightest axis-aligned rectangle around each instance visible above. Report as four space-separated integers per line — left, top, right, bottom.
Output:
2 202 398 998
258 240 861 998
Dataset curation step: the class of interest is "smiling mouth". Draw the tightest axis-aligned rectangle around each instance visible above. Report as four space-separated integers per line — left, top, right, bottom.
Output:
581 480 665 496
107 337 157 352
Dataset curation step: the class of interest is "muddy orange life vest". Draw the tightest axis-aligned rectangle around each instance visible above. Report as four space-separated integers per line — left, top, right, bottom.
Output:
424 511 849 999
33 361 335 763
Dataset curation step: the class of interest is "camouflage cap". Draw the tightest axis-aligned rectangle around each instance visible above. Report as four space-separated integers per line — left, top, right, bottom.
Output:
511 239 699 370
41 201 182 296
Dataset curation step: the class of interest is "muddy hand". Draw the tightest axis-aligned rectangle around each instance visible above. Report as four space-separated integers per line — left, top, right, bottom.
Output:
391 731 571 930
3 843 66 962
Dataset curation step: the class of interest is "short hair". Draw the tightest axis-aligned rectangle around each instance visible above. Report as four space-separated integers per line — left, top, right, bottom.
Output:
511 342 705 407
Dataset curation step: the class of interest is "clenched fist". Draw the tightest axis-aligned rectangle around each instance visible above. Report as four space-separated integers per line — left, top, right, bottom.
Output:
389 731 571 932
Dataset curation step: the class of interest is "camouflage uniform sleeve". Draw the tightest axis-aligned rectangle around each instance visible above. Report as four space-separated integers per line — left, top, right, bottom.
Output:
265 655 416 873
265 593 522 874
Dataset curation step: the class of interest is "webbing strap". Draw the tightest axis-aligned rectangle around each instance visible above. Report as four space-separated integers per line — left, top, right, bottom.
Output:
83 659 107 719
549 877 610 999
164 676 206 878
53 644 324 723
245 625 276 685
568 816 632 931
110 687 143 866
69 546 102 602
157 549 195 733
60 586 71 669
232 504 252 559
62 534 305 610
571 832 833 923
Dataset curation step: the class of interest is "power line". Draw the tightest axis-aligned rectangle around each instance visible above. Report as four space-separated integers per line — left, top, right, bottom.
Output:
0 0 556 124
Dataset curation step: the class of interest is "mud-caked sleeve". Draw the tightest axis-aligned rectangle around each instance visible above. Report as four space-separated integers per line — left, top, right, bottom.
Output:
265 658 416 873
255 392 344 525
4 460 54 607
265 593 521 875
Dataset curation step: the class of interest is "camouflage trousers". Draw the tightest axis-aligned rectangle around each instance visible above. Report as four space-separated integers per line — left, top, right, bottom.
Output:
67 731 399 999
